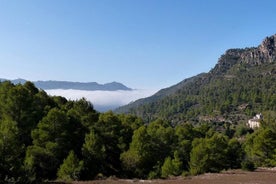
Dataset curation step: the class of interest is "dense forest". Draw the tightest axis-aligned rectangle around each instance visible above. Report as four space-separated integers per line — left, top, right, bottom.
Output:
1 80 276 183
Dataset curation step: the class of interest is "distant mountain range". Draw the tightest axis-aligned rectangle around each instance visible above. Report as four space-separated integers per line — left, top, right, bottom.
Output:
0 79 132 91
116 34 276 124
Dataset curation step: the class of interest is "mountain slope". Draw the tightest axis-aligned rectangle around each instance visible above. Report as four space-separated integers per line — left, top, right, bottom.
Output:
115 73 207 113
116 34 276 124
0 79 132 91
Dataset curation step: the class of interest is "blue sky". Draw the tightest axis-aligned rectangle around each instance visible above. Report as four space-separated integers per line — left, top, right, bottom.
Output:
1 0 276 89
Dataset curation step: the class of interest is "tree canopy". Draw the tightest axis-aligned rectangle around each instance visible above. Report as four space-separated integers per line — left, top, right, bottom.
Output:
0 81 276 183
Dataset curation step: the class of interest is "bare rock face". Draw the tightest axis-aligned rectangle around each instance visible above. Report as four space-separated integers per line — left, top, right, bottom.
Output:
212 34 276 75
241 34 276 64
258 34 276 62
213 49 244 74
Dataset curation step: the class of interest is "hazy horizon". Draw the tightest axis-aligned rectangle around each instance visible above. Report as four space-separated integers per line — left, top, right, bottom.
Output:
46 88 158 112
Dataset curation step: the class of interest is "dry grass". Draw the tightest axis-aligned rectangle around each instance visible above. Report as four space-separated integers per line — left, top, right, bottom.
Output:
55 168 276 184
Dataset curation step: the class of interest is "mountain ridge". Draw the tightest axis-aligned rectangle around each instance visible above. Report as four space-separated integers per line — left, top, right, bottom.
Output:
115 34 276 124
0 78 132 91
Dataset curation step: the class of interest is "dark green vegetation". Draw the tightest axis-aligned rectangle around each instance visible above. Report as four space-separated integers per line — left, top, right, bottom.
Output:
0 80 276 183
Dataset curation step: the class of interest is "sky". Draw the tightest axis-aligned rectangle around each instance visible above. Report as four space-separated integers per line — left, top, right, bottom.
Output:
1 0 276 90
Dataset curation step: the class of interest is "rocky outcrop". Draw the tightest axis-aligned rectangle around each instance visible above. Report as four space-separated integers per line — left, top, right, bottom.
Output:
212 34 276 75
241 35 276 64
211 48 245 75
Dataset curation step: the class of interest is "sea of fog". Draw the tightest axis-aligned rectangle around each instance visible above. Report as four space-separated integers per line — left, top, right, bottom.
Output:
45 89 157 112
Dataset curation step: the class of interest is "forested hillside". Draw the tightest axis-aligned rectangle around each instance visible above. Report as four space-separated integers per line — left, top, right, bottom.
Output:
116 35 276 125
1 77 276 183
1 34 276 183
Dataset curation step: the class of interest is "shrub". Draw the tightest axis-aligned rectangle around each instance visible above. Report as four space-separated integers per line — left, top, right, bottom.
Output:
241 159 256 171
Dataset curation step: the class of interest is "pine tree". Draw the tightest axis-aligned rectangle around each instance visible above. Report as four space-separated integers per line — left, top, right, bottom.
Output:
57 151 83 181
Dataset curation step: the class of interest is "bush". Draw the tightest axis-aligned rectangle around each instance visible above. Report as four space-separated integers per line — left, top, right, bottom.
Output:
241 159 256 171
181 171 190 177
148 171 159 179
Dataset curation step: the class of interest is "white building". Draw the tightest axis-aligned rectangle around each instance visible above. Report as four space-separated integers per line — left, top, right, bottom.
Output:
247 113 263 129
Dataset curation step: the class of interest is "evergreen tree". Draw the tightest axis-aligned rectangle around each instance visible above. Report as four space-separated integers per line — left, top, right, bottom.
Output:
0 118 25 183
190 133 229 175
161 151 182 178
25 108 74 180
244 128 276 166
57 151 83 181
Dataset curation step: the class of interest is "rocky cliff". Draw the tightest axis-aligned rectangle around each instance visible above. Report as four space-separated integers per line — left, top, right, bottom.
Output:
241 34 276 64
212 34 276 75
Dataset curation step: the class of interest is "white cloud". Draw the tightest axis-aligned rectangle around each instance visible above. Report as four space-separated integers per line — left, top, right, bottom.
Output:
45 89 157 111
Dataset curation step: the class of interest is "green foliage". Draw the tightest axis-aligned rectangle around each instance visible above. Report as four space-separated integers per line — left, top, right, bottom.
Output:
161 157 174 178
234 124 251 137
57 151 83 181
117 61 276 126
82 112 138 179
1 80 276 182
227 138 244 169
244 128 276 167
120 126 151 178
25 145 58 181
241 159 256 171
121 120 177 178
0 118 25 183
189 138 208 175
190 133 229 175
0 83 45 149
174 124 194 171
81 129 103 178
161 152 183 178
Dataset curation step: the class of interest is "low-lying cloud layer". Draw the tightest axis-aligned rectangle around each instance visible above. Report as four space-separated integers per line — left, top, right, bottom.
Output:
45 89 157 112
